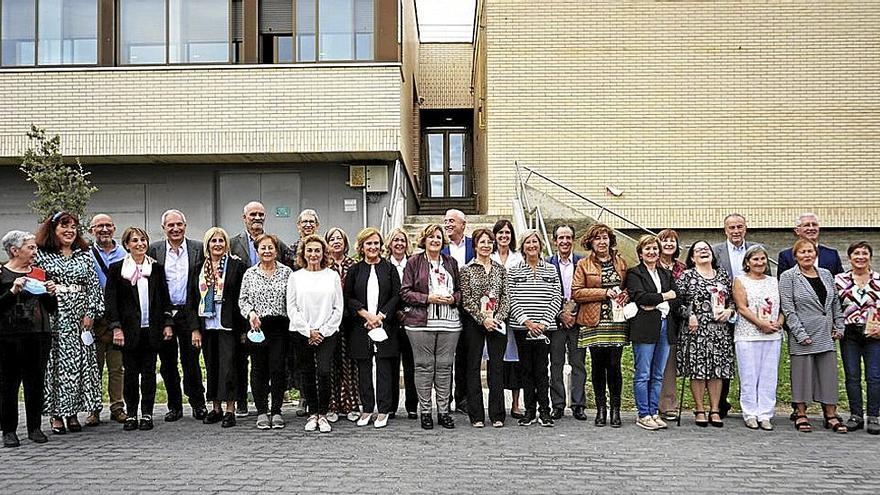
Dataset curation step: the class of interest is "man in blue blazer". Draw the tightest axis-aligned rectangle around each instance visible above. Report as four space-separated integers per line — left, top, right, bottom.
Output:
442 209 474 414
546 224 587 421
777 212 843 277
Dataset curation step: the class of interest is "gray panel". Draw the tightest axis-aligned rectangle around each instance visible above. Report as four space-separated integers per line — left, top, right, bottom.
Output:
87 183 146 234
217 172 261 239
260 172 300 243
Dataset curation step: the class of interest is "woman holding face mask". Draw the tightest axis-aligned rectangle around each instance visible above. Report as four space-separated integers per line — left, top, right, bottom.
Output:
572 223 628 428
35 211 104 435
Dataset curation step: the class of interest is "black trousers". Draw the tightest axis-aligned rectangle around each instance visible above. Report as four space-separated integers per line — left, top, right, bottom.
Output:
249 317 289 415
391 330 417 414
203 330 237 403
0 335 49 433
589 346 623 405
296 332 338 415
159 311 205 411
356 356 395 414
122 331 158 417
515 331 551 414
234 337 250 409
453 333 469 407
464 318 506 423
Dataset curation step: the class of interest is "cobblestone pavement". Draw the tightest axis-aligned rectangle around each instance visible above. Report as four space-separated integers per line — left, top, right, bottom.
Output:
1 404 878 494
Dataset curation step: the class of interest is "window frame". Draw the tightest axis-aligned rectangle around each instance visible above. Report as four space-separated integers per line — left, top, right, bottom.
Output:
293 0 375 63
0 0 99 67
422 127 471 199
116 0 234 67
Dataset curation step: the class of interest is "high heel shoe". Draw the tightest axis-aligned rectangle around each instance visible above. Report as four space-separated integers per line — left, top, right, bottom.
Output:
50 417 66 435
708 411 724 428
694 411 709 427
66 415 82 433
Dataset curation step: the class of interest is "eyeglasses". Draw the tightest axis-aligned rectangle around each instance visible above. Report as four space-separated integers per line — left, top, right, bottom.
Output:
300 219 317 225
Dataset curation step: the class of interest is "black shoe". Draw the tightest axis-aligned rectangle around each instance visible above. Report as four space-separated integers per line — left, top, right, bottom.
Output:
438 413 455 429
510 409 525 419
550 407 564 420
295 408 309 418
388 412 396 419
235 403 249 418
718 402 732 420
3 432 20 448
610 400 622 428
572 406 588 421
867 417 880 435
221 412 236 428
28 429 48 444
517 411 537 426
203 410 223 425
789 409 798 421
407 411 419 420
164 409 183 422
845 416 864 431
66 417 82 433
537 412 555 427
139 416 154 431
594 405 607 427
420 413 434 430
192 406 208 421
709 411 724 428
123 418 139 431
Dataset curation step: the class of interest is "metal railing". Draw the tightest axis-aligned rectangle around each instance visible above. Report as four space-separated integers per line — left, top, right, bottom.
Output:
380 160 406 237
513 162 553 257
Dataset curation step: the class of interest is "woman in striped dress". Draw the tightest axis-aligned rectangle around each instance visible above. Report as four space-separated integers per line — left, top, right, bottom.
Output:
34 212 104 434
572 223 628 428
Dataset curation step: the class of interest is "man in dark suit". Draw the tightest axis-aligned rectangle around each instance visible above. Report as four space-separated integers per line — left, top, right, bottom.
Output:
546 224 587 421
777 212 843 277
441 209 474 414
711 213 763 419
147 209 207 422
776 212 843 421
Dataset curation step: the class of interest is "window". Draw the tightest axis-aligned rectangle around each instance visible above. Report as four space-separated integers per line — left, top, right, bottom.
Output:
424 129 469 198
119 0 230 65
295 0 373 62
1 0 97 66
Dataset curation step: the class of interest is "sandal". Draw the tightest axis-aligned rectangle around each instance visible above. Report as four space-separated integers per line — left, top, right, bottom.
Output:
823 415 848 434
50 417 66 435
66 416 82 433
709 411 724 428
694 411 708 427
794 414 812 433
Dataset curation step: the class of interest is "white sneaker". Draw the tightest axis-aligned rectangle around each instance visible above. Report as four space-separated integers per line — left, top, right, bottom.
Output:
346 411 360 422
636 415 659 430
357 413 373 427
744 418 759 430
256 413 271 430
759 419 774 431
304 415 318 432
318 416 332 433
374 414 388 428
652 415 668 429
325 412 339 423
271 414 285 429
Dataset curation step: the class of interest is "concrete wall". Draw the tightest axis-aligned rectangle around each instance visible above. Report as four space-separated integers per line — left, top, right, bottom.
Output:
479 0 880 228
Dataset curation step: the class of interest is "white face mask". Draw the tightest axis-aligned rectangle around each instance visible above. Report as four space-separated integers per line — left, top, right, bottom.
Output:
247 329 266 344
81 331 95 346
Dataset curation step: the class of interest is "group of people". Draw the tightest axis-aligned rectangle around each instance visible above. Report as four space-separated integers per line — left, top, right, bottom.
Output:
0 205 878 448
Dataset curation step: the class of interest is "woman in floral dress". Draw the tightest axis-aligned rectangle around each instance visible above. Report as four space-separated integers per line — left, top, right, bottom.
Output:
34 212 104 434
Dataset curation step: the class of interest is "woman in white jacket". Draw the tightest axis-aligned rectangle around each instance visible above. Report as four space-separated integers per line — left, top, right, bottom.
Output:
287 234 343 433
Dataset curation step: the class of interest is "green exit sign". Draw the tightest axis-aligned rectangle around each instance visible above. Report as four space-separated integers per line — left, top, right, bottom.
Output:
275 207 290 218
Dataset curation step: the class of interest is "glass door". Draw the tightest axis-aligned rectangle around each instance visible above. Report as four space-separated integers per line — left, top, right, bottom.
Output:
424 128 468 198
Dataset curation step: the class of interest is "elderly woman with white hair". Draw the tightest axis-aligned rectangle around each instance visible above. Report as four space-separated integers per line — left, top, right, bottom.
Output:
732 245 784 431
507 229 561 427
0 230 57 447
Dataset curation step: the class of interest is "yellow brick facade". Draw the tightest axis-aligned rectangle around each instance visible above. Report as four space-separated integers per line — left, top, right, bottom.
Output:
477 0 880 228
418 43 474 109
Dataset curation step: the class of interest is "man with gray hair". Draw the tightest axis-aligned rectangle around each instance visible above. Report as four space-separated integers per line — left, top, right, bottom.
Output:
147 209 207 422
85 213 127 426
777 212 843 277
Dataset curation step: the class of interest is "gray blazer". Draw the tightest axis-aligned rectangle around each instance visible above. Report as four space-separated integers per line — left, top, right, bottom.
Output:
778 266 844 355
229 231 290 268
711 240 767 279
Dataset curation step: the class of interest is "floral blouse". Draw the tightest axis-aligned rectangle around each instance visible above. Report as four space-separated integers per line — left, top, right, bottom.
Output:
239 262 292 318
460 259 510 324
835 270 880 325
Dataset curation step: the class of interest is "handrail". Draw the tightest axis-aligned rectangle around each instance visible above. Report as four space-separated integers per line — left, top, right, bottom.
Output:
513 162 553 257
380 160 406 237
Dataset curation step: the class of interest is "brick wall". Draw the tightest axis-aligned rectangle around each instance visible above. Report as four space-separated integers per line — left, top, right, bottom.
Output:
481 1 880 228
418 43 474 109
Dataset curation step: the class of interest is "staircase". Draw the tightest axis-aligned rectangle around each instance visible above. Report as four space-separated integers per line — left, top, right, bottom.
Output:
402 214 509 247
416 196 479 216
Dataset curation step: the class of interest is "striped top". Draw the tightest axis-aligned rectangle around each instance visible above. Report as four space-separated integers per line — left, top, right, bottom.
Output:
779 266 843 355
834 270 880 325
507 259 561 333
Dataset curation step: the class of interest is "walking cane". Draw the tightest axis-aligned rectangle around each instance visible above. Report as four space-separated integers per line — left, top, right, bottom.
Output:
677 373 686 427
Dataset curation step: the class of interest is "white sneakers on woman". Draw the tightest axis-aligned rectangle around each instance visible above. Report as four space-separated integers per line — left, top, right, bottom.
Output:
636 416 659 430
318 416 332 433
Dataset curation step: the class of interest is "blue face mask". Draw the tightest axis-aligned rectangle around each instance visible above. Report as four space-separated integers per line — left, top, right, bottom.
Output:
23 278 48 295
247 329 266 344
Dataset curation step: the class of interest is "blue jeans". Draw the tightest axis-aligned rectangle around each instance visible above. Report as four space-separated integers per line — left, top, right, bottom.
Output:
632 321 670 418
840 329 880 418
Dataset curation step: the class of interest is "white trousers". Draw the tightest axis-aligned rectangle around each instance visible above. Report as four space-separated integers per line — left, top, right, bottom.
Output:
735 339 781 421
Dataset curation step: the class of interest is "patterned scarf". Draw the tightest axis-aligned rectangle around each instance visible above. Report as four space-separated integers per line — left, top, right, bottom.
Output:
121 254 153 285
199 254 227 317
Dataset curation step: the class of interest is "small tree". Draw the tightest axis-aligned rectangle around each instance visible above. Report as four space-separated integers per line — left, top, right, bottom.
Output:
19 125 98 221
